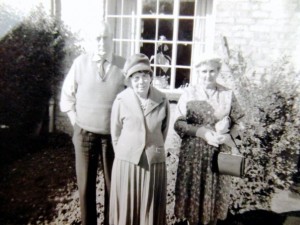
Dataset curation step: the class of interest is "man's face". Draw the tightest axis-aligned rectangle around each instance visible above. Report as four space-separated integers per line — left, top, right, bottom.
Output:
96 26 113 56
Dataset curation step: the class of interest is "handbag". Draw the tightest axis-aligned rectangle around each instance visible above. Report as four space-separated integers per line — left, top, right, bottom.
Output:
211 136 246 177
216 152 246 177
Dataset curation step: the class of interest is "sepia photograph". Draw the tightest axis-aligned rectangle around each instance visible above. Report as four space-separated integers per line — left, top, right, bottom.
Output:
0 0 299 224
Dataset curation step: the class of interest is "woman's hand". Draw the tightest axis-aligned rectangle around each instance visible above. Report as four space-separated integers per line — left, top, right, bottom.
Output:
196 127 223 147
215 116 231 134
216 133 236 148
205 130 224 147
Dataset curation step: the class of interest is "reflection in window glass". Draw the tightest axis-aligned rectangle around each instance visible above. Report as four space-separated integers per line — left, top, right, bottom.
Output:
159 1 173 15
175 68 190 88
150 40 172 77
142 0 156 14
154 38 172 66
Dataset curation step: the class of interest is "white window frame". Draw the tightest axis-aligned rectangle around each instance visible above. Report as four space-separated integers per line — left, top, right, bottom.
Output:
105 0 215 92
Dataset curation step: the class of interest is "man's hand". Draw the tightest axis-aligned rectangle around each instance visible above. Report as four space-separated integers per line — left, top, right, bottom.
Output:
67 111 76 126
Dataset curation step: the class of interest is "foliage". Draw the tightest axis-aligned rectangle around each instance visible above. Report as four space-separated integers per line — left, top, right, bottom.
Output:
221 49 300 213
0 6 82 135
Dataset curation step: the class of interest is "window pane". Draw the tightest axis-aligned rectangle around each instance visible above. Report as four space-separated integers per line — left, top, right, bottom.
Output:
158 19 173 40
159 1 173 15
114 41 132 58
151 40 172 78
107 0 122 15
142 0 157 14
108 18 135 40
107 17 117 36
178 19 194 41
141 19 156 40
175 68 190 88
140 42 155 60
176 44 192 66
156 66 171 77
179 1 195 16
153 73 170 89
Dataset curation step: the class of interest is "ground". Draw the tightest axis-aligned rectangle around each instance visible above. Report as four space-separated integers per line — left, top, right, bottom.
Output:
0 132 300 225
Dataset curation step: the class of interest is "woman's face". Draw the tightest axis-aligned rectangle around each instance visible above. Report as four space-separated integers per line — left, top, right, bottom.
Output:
196 62 219 87
129 71 152 97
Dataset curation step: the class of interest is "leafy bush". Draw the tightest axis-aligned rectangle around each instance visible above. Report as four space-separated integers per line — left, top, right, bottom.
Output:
221 48 300 213
0 7 82 136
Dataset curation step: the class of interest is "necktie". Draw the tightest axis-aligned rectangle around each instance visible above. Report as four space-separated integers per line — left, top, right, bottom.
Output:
98 59 106 80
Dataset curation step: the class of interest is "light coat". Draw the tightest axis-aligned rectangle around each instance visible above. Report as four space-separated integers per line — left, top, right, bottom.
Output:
110 86 170 165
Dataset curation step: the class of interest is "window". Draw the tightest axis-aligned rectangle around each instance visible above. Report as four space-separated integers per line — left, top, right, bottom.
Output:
106 0 215 90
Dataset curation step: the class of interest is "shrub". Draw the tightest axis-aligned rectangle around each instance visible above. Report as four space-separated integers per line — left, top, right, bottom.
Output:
0 7 82 136
221 48 300 213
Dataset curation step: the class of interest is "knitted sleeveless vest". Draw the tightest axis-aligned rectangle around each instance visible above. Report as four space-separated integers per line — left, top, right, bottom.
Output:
75 54 125 134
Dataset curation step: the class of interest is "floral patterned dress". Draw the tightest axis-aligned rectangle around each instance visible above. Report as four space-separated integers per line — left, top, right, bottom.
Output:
173 84 242 225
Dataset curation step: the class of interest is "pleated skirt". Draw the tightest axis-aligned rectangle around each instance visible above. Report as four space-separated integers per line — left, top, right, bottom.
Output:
109 158 166 225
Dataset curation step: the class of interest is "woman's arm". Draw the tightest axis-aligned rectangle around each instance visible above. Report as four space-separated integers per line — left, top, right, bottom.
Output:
162 99 170 141
174 116 199 138
173 92 199 138
110 98 123 151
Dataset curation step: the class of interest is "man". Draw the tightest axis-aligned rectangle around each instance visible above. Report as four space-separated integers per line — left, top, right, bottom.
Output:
60 21 125 225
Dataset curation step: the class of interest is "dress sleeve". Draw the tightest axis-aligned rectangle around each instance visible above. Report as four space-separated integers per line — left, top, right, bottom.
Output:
173 92 199 138
110 98 123 150
174 116 199 138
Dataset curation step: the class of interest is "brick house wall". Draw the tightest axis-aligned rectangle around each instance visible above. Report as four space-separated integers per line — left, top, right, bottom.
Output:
214 0 300 74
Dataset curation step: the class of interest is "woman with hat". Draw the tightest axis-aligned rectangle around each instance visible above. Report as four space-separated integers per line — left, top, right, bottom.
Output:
109 53 170 225
173 54 244 225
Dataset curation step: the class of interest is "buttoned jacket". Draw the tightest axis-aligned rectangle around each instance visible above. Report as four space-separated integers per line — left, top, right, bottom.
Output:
110 86 170 165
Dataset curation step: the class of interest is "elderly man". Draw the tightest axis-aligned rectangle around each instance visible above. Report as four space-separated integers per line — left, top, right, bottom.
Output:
60 21 125 225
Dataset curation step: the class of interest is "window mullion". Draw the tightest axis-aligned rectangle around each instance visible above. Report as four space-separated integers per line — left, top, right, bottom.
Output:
135 0 142 53
170 0 180 90
118 0 124 55
190 0 198 85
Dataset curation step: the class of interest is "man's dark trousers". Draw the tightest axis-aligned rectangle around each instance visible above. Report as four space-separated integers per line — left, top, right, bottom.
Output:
72 124 114 225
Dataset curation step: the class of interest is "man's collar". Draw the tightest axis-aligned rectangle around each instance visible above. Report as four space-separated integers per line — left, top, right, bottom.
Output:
92 53 113 63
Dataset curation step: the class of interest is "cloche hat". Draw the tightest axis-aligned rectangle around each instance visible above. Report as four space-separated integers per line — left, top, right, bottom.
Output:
123 53 153 79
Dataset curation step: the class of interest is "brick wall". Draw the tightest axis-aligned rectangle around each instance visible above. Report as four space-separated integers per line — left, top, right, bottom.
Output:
214 0 300 74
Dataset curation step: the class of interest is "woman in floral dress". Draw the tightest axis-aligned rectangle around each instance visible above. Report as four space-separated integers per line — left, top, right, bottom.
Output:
173 54 244 225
